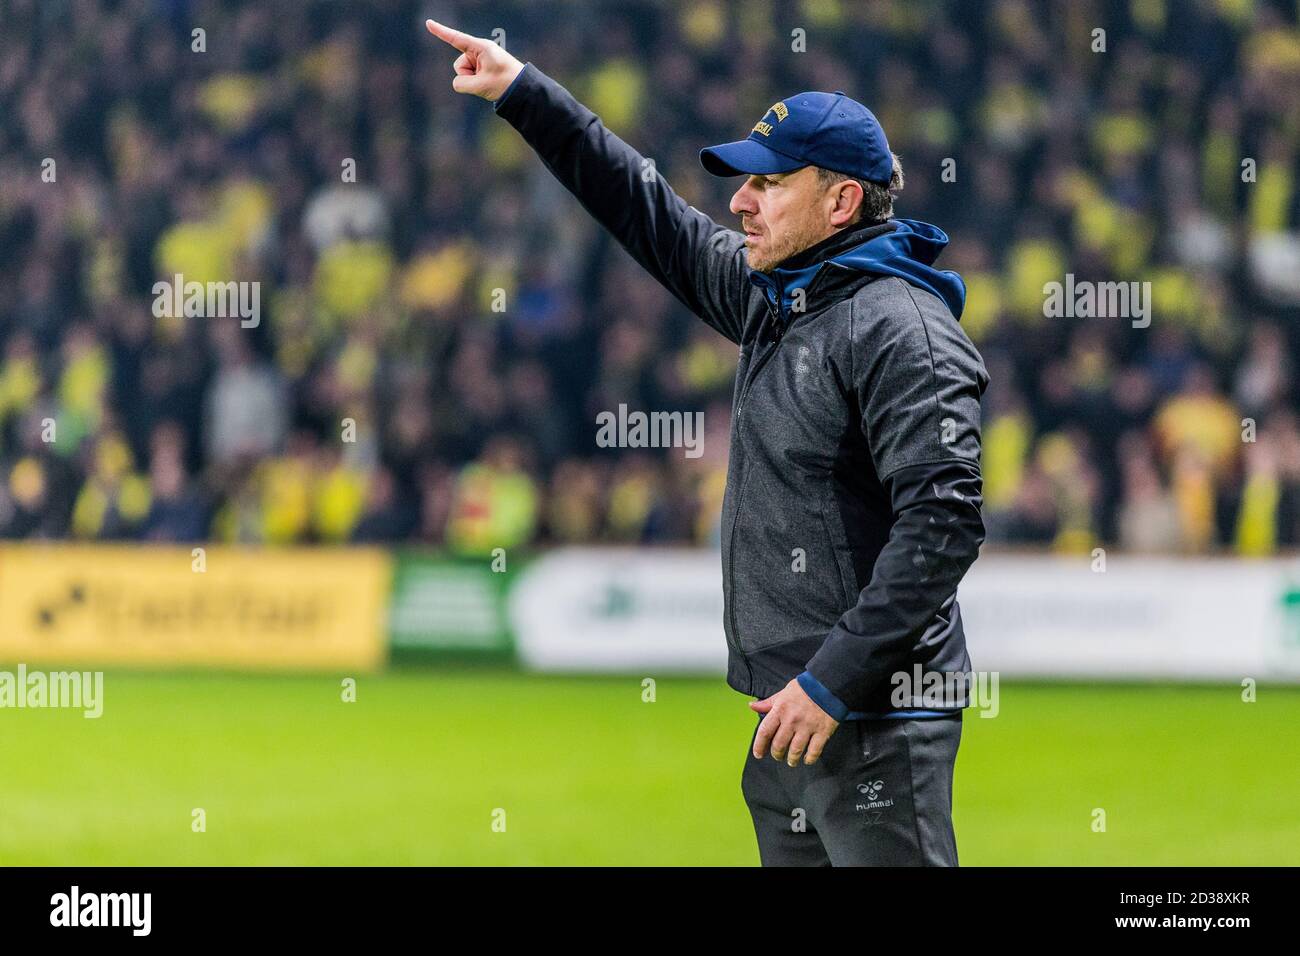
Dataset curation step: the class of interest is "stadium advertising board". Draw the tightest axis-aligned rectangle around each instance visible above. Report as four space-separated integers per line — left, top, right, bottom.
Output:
388 553 514 654
959 555 1300 681
509 548 728 672
0 545 390 671
510 549 1300 681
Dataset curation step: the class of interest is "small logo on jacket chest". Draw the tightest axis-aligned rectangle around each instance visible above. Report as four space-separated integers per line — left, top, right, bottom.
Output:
795 345 812 374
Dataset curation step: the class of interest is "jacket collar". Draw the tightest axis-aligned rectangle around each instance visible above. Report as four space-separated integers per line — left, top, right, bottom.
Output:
748 219 898 319
770 217 894 272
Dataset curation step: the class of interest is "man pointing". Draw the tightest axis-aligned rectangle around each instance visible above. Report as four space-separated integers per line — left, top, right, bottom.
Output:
426 19 988 867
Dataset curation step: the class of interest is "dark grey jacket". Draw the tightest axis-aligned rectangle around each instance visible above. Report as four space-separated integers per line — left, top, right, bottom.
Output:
495 63 988 718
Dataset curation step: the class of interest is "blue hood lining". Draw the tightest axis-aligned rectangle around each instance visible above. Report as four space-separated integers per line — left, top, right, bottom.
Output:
750 218 966 320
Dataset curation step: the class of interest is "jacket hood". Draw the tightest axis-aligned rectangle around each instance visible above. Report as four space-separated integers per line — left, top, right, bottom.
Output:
751 218 966 320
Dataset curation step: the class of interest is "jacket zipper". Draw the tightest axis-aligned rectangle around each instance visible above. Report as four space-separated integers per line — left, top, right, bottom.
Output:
734 263 839 418
724 264 847 688
725 285 787 684
735 290 786 421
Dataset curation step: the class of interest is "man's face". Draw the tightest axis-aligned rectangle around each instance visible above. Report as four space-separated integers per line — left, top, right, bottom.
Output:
729 166 839 272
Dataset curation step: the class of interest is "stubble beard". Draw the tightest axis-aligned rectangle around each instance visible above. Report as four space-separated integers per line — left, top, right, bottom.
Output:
747 215 827 273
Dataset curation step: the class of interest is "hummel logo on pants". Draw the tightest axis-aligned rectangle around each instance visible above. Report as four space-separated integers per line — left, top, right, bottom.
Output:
742 713 962 866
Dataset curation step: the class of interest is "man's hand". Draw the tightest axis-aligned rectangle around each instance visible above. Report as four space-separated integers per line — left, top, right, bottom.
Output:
750 678 840 767
425 19 524 102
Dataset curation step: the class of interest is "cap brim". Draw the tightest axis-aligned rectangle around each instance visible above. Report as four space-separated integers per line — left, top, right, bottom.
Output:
699 139 806 177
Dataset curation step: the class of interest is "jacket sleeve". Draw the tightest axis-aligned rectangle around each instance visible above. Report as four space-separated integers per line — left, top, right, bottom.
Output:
493 63 751 344
800 282 988 717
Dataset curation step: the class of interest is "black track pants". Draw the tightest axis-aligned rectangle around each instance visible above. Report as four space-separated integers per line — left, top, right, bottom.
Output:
741 712 962 866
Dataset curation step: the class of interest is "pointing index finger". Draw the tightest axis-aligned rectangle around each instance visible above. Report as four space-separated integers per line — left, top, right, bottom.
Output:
425 18 481 53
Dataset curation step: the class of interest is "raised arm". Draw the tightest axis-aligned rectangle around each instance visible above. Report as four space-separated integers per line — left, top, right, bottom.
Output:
424 19 751 343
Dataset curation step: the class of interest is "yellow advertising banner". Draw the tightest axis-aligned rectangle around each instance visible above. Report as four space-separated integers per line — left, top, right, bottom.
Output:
0 545 390 671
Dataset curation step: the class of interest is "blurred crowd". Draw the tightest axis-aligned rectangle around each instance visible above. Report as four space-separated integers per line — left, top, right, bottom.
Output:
1 0 1299 555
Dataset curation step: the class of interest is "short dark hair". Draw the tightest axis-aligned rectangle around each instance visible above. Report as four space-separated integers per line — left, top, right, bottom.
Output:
814 152 905 224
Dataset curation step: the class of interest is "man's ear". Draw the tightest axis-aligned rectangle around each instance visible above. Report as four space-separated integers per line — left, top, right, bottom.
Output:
829 180 864 227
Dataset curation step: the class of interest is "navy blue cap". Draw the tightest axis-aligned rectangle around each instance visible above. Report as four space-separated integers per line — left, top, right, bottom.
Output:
700 91 892 186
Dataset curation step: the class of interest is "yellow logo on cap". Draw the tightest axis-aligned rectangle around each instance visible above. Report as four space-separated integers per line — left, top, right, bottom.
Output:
752 101 790 137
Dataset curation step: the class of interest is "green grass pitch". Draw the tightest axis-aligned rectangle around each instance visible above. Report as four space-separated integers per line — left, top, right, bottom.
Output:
2 671 1297 865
